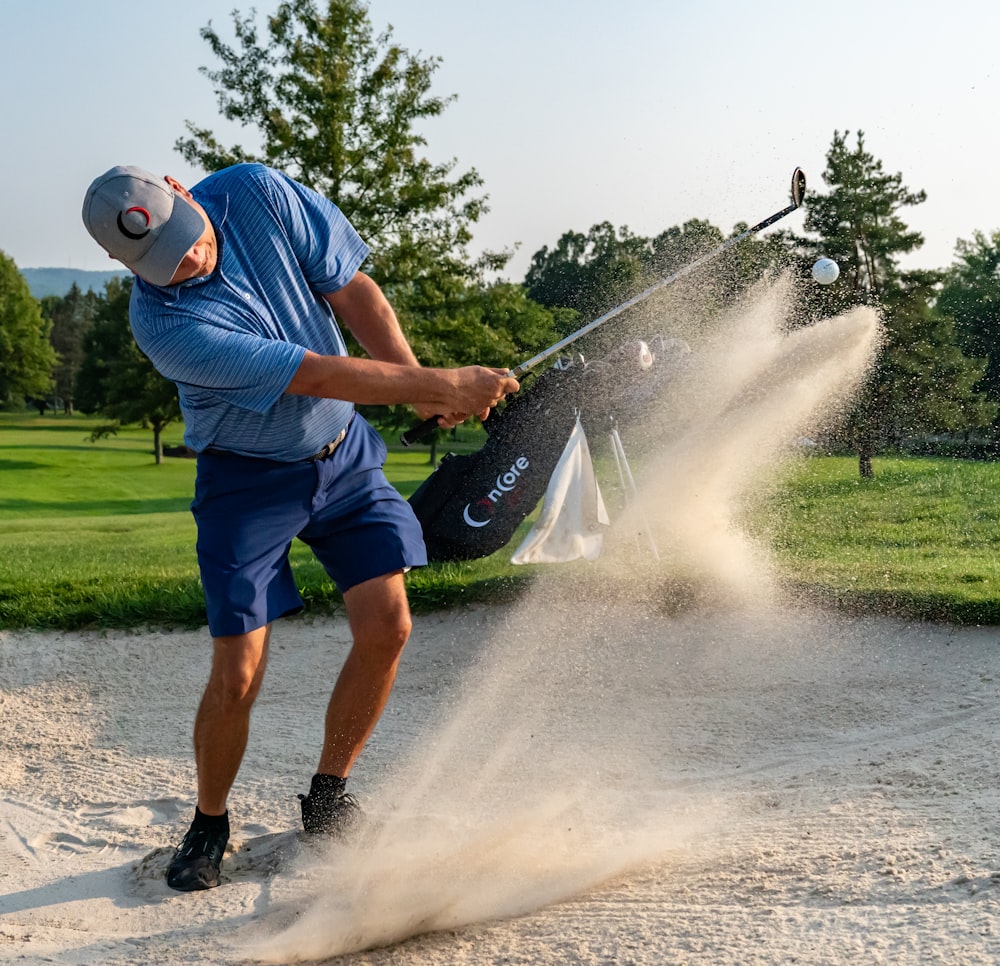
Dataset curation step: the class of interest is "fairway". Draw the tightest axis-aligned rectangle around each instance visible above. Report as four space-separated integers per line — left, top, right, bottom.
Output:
0 413 201 627
760 453 1000 622
0 412 532 628
5 412 1000 628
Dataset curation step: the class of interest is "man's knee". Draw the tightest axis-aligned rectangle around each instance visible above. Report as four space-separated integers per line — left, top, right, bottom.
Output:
210 630 269 706
356 606 411 662
344 573 412 648
210 666 263 707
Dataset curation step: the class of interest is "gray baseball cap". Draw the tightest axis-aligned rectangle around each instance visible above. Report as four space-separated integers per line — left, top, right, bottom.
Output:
82 166 206 286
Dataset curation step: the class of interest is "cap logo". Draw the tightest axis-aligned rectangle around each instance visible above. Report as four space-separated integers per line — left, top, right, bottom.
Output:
117 206 152 240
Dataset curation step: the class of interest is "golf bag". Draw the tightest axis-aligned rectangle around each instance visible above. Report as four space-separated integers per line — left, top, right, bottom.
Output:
408 338 688 562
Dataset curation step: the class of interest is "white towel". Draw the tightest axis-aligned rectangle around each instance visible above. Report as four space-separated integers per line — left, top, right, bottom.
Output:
511 416 609 564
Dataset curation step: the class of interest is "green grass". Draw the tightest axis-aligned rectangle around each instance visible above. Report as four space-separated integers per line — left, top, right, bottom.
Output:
0 412 536 629
5 412 1000 628
759 455 1000 624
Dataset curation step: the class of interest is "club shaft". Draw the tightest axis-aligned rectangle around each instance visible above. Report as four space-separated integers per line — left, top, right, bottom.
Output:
513 201 797 377
401 173 803 446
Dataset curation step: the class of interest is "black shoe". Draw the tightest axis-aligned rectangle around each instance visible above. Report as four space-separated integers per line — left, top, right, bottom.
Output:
166 821 228 891
298 776 362 838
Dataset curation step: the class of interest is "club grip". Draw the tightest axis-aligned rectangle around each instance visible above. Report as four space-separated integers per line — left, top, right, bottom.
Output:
399 415 441 447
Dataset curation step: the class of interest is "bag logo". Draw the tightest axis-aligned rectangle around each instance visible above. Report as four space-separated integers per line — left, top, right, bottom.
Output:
462 456 530 527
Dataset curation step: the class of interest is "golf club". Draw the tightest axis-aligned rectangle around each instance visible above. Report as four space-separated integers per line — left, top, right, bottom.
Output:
401 167 807 446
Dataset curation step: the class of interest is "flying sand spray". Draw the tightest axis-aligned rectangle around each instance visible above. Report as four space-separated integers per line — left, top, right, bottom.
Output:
249 164 886 959
251 279 882 961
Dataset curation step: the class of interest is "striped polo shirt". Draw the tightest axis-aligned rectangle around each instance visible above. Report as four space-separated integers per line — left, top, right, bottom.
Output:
129 164 369 460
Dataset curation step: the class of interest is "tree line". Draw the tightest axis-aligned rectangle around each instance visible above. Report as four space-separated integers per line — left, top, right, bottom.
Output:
3 0 1000 476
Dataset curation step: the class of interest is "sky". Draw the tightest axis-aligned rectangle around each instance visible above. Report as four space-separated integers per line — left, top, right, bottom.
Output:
3 0 999 283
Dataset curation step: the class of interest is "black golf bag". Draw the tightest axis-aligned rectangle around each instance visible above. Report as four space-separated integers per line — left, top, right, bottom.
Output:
408 338 688 562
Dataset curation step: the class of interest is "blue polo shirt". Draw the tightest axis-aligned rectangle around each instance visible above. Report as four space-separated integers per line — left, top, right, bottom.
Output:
129 164 369 460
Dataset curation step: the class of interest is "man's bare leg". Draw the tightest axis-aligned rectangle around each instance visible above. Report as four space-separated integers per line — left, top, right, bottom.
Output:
167 624 271 890
194 624 272 815
318 570 412 777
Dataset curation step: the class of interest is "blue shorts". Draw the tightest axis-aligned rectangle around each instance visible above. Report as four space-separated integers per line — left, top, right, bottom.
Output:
191 415 427 637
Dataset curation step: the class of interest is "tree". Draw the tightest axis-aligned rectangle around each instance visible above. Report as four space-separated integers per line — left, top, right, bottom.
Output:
864 270 995 452
40 283 98 414
803 131 926 301
524 220 696 358
76 278 181 463
797 131 992 475
0 251 57 408
522 215 790 361
937 229 1000 434
177 0 542 439
177 0 495 289
524 222 651 326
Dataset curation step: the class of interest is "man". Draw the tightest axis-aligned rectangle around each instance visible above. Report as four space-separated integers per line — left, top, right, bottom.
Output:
81 163 519 892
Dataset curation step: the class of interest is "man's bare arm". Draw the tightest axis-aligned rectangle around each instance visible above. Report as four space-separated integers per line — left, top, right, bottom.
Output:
322 272 420 367
293 270 518 424
285 352 517 418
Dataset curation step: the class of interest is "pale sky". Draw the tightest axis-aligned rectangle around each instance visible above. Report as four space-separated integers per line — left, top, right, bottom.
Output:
3 0 998 281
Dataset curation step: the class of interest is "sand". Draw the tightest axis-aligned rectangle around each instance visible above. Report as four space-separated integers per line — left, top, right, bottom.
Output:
2 602 1000 964
6 277 997 963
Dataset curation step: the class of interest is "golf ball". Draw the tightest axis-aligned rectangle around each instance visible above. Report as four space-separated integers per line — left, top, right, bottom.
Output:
812 257 840 285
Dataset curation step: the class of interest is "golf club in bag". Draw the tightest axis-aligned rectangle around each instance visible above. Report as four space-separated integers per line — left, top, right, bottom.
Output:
407 168 806 562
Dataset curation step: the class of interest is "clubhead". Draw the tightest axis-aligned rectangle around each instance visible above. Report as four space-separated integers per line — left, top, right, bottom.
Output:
791 167 807 207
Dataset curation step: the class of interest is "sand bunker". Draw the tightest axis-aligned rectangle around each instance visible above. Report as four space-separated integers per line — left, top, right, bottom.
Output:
8 279 997 964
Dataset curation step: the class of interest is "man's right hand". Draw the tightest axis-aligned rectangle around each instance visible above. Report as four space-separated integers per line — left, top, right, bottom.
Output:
415 366 520 429
287 353 519 421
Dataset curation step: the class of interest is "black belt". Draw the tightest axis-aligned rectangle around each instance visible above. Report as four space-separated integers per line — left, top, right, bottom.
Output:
204 416 353 462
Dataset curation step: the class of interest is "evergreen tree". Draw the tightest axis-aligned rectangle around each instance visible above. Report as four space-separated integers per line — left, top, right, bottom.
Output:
804 131 926 300
797 131 992 475
937 229 1000 434
76 278 181 463
40 283 98 414
871 270 994 446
